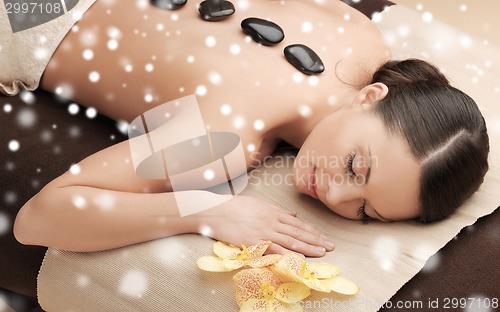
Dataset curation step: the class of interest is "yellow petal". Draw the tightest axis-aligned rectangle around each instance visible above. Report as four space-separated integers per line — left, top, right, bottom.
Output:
329 276 359 295
240 298 271 312
303 279 332 293
247 241 272 258
272 253 304 283
279 303 303 312
271 300 303 312
307 262 341 279
223 259 246 270
213 241 241 259
275 282 310 304
196 256 232 272
243 299 302 312
233 268 282 307
248 255 282 268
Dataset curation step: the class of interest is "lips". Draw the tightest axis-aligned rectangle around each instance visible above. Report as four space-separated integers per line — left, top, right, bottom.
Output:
307 165 319 199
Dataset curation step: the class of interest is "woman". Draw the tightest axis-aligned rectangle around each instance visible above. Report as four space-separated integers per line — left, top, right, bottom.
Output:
11 0 489 261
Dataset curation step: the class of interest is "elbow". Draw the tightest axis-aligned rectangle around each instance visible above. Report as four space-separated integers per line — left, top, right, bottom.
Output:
13 198 36 245
13 191 51 247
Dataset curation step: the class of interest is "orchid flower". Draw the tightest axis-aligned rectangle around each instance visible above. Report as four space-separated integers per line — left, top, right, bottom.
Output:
233 268 310 312
273 253 359 295
197 242 359 311
197 241 281 272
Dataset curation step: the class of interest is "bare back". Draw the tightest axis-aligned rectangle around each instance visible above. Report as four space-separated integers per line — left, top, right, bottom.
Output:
40 0 390 167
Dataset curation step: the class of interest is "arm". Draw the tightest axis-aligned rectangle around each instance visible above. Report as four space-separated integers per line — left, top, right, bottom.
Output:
14 184 198 252
14 137 333 256
13 137 196 252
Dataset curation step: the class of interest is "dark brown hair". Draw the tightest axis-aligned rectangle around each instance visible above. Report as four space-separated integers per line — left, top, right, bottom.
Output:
370 59 489 223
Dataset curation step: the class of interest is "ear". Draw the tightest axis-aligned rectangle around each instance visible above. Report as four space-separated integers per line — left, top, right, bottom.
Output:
352 82 389 109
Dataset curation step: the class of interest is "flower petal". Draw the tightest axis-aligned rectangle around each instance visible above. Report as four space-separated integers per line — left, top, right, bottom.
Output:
275 282 311 303
272 253 304 283
240 298 303 312
248 255 282 268
280 303 303 312
303 279 332 293
240 298 271 312
247 241 272 258
233 268 282 307
329 276 359 295
307 262 341 279
272 300 303 312
213 241 241 259
223 259 246 271
196 256 232 272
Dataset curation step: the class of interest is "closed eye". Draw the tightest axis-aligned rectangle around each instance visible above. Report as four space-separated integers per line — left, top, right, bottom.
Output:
357 199 371 224
345 151 357 179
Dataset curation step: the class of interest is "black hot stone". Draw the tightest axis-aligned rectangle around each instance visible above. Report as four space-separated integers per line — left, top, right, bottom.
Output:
199 0 235 21
284 44 325 75
241 17 284 46
151 0 187 10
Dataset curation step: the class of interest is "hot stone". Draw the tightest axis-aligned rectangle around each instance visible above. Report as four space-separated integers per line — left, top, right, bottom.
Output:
241 17 285 46
151 0 187 10
284 44 325 75
199 0 235 21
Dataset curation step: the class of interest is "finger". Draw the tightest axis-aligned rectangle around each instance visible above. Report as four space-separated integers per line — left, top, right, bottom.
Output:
265 243 291 255
278 213 324 238
270 233 327 257
266 203 297 217
277 223 335 252
265 242 305 258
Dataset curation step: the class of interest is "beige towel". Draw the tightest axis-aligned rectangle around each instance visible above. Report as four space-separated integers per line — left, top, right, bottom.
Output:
37 5 500 312
0 0 96 95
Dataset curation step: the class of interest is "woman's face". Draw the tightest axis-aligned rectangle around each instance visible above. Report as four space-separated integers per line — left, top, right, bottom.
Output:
293 106 421 222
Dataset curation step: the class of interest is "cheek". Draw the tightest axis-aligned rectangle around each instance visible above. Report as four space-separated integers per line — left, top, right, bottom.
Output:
322 199 360 220
324 201 360 220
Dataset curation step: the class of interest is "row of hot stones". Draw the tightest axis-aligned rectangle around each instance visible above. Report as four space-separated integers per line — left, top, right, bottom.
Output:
151 0 325 75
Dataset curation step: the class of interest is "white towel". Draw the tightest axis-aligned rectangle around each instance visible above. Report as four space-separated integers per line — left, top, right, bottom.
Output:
0 0 96 95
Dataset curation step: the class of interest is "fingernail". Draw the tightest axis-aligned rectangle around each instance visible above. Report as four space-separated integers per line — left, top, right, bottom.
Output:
316 247 326 255
325 241 335 250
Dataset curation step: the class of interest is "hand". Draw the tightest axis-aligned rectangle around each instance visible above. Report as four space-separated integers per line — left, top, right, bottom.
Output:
195 195 334 257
